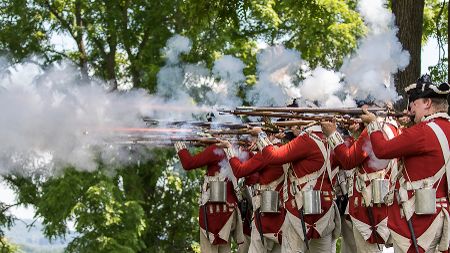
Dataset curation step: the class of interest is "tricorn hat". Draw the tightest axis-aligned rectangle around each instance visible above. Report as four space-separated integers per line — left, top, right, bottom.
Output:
405 74 450 102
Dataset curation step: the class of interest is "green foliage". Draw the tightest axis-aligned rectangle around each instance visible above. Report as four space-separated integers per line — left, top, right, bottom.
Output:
423 0 448 44
428 57 448 83
0 188 18 253
274 0 365 68
3 148 202 253
423 0 448 82
0 0 365 90
0 236 19 253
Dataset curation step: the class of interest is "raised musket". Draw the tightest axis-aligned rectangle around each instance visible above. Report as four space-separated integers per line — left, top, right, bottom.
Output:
111 136 251 147
142 117 264 129
233 106 407 117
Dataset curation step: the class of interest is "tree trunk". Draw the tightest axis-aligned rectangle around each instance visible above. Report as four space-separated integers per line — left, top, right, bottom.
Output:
391 0 425 108
75 0 89 80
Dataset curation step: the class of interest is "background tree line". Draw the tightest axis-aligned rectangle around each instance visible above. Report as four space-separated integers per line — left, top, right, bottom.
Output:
0 0 447 252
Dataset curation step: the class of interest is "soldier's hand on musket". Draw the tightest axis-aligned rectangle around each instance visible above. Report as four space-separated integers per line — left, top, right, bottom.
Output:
273 132 285 140
320 121 337 137
248 139 258 151
216 140 232 148
398 109 412 126
174 141 187 152
348 122 360 133
249 127 263 136
361 107 377 124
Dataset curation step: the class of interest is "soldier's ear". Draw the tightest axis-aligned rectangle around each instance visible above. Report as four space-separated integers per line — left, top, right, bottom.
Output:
424 98 433 109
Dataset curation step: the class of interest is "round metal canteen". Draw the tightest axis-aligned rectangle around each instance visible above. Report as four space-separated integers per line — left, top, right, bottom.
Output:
260 190 280 213
209 181 227 203
303 190 322 215
371 178 389 204
415 188 436 215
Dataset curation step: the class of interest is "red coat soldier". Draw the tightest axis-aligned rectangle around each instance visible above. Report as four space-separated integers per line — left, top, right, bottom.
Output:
221 138 286 253
322 114 399 253
175 142 245 253
361 76 450 253
253 125 341 253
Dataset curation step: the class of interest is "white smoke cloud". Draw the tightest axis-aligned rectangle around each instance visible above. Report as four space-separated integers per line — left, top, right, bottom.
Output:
157 37 244 109
0 62 149 175
362 139 390 171
163 34 192 65
300 67 344 107
212 55 246 84
247 45 302 106
340 0 410 103
0 58 217 177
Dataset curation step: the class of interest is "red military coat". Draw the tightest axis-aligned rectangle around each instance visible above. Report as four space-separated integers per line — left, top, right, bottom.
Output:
261 130 335 239
369 115 450 252
178 144 239 245
333 124 398 243
229 150 286 242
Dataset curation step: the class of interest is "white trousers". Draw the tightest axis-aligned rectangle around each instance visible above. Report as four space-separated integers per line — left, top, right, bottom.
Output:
339 216 357 253
281 220 333 253
352 225 382 253
238 235 251 253
248 220 281 253
200 210 239 253
392 215 444 253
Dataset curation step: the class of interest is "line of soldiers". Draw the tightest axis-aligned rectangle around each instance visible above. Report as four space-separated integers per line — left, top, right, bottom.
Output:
173 75 450 253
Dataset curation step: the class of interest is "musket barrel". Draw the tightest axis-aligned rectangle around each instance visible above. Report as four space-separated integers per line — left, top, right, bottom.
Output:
272 120 318 127
234 106 387 114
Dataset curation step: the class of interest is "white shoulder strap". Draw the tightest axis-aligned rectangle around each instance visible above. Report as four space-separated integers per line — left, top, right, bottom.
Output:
381 124 399 178
427 122 450 194
308 132 333 185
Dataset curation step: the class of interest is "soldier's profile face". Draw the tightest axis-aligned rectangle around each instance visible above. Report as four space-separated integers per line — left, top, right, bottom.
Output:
409 99 427 123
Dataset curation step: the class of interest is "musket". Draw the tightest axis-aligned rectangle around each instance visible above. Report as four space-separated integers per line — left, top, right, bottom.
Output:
206 124 291 135
223 110 363 124
142 117 263 129
271 120 318 127
111 136 251 146
234 106 400 116
206 129 253 135
221 110 357 119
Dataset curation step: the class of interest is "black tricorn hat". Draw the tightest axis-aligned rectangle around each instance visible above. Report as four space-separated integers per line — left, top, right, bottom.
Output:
206 112 216 122
405 74 450 102
287 98 299 108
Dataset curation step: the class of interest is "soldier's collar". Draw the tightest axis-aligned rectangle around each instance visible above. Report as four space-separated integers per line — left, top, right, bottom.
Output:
421 112 450 122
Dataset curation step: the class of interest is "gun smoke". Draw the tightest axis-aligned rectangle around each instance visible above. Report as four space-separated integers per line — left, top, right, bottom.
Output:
0 0 411 177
